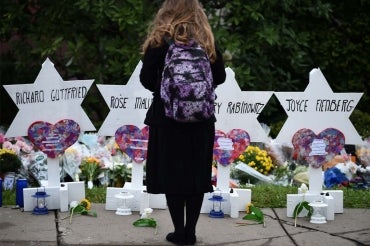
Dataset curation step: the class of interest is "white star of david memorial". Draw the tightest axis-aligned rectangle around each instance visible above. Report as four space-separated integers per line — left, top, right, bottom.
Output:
215 68 273 142
3 58 95 137
3 58 95 189
274 68 363 145
97 61 154 194
97 61 152 136
212 68 273 194
278 68 363 218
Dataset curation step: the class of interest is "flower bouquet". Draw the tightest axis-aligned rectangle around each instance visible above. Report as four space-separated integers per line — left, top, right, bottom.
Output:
356 140 370 167
63 144 82 181
79 156 102 188
67 198 97 224
239 145 274 175
231 145 274 185
1 136 34 155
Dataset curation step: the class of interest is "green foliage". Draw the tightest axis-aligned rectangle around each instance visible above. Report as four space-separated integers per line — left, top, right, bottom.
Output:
85 186 106 203
249 184 298 208
2 184 370 208
0 150 23 173
334 187 370 209
350 109 370 139
133 218 157 228
1 0 155 83
1 189 16 206
108 164 131 186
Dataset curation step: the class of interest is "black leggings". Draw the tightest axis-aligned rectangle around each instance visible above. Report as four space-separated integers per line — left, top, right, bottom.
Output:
165 193 204 236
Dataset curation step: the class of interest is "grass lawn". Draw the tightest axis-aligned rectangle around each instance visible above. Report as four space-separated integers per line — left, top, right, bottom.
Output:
2 184 369 208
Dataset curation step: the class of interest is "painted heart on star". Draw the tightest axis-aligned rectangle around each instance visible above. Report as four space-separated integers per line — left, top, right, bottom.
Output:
28 119 80 158
213 129 250 166
292 128 345 168
115 125 149 164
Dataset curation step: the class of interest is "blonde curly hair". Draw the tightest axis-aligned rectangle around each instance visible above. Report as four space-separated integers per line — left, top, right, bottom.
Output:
142 0 216 62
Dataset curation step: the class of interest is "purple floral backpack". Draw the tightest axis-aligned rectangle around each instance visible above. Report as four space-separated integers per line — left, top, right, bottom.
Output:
160 40 216 122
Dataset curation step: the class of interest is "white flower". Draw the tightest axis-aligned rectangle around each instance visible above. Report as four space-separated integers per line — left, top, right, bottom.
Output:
69 201 79 208
300 183 308 194
141 207 153 218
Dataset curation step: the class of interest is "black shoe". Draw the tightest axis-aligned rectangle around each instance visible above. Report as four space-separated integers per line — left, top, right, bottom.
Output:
185 234 197 245
166 232 185 245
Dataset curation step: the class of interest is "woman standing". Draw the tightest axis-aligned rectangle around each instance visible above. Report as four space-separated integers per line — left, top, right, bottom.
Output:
140 0 226 245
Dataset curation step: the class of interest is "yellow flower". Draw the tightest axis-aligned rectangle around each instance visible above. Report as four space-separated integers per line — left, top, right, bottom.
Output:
246 202 253 214
80 198 91 210
0 148 17 156
80 156 102 181
236 145 274 175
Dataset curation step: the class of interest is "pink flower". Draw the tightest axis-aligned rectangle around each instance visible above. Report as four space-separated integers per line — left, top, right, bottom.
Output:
2 141 13 149
11 145 20 154
15 140 25 147
15 140 33 153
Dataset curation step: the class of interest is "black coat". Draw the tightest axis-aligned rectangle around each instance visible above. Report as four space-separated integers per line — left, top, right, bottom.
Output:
139 44 226 194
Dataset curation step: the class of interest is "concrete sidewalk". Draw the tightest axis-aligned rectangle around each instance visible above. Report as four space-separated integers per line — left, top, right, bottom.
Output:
0 204 369 246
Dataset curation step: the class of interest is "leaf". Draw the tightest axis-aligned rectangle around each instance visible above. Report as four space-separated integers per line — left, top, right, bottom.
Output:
302 202 313 217
293 201 311 218
292 202 303 219
243 214 263 223
243 214 257 220
133 218 157 228
72 204 87 214
242 205 264 224
250 206 264 221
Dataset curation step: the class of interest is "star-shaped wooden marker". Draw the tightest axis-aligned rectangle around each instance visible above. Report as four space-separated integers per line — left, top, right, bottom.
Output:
215 68 273 142
3 58 95 137
97 61 152 136
274 68 363 145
